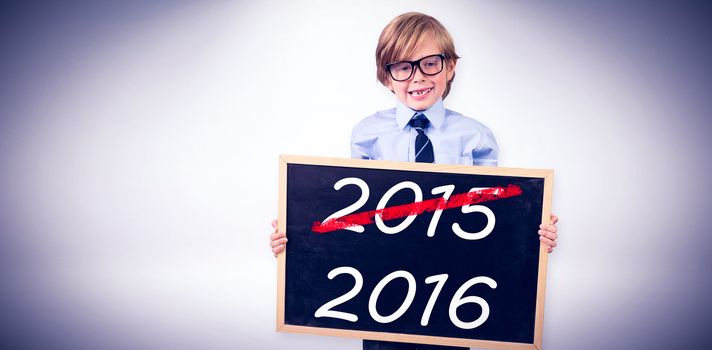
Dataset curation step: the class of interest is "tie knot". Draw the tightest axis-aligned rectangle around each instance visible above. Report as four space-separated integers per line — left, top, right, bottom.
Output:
409 113 429 132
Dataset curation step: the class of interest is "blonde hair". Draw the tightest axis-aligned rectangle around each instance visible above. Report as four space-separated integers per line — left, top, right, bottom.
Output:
376 12 460 98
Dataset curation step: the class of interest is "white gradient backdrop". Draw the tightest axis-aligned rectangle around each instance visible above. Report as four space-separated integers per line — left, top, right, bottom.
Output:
1 1 711 349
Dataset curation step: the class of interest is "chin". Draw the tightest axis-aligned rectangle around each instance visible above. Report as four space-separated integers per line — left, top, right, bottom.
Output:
407 100 436 111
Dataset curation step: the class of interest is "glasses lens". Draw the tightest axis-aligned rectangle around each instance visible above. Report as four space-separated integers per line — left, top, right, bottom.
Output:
419 55 443 75
389 62 413 81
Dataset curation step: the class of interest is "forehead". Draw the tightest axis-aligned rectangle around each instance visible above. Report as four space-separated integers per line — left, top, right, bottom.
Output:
395 32 443 62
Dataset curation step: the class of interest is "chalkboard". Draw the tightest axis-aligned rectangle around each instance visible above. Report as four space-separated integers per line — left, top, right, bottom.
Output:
276 155 554 349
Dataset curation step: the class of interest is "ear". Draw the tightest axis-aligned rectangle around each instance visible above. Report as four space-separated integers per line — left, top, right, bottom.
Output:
446 59 457 81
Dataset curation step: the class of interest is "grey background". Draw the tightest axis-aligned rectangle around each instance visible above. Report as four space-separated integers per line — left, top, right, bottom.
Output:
1 1 710 349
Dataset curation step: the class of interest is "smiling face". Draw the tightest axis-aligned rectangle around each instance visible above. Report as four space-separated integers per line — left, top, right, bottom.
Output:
385 32 456 111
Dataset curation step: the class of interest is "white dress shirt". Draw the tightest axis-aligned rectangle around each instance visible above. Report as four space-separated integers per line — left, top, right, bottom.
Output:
351 99 498 166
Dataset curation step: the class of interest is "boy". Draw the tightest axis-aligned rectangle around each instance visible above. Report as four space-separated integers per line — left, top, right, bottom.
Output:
270 12 559 350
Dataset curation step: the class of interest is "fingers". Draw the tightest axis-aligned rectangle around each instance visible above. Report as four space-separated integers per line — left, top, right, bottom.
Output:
538 227 557 245
539 223 557 235
271 239 287 256
270 235 287 256
272 245 285 256
539 235 557 248
270 219 287 257
539 218 558 254
539 223 557 241
270 236 288 247
550 214 559 225
270 231 286 241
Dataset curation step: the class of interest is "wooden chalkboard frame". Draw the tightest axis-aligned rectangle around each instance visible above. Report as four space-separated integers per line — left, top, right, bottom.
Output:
276 155 554 350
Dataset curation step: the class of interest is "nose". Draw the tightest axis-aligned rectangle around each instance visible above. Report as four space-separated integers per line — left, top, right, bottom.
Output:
411 64 426 81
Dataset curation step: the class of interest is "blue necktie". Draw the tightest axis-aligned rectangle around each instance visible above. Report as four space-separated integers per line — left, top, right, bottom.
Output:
410 113 434 163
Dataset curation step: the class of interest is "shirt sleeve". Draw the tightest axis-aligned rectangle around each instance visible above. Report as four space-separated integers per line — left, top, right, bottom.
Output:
350 121 375 160
471 126 499 166
351 142 371 160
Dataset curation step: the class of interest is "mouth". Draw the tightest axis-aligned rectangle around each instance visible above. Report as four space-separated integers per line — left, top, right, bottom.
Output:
408 87 433 97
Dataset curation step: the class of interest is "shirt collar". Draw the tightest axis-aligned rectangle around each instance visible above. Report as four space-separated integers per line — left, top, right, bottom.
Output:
395 98 446 130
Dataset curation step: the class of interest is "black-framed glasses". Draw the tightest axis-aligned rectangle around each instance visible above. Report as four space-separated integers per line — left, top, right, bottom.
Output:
385 54 445 81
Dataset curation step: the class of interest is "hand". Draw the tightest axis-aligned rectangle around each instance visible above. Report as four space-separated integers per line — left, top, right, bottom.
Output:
270 219 287 257
538 214 559 253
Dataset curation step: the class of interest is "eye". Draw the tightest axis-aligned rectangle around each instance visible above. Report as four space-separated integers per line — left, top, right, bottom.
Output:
423 59 438 67
390 62 411 72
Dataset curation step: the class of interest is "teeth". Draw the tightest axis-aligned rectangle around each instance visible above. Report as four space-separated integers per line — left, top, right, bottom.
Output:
411 88 431 96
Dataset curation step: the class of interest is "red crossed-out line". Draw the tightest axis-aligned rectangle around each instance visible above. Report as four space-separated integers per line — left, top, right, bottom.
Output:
311 184 522 234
